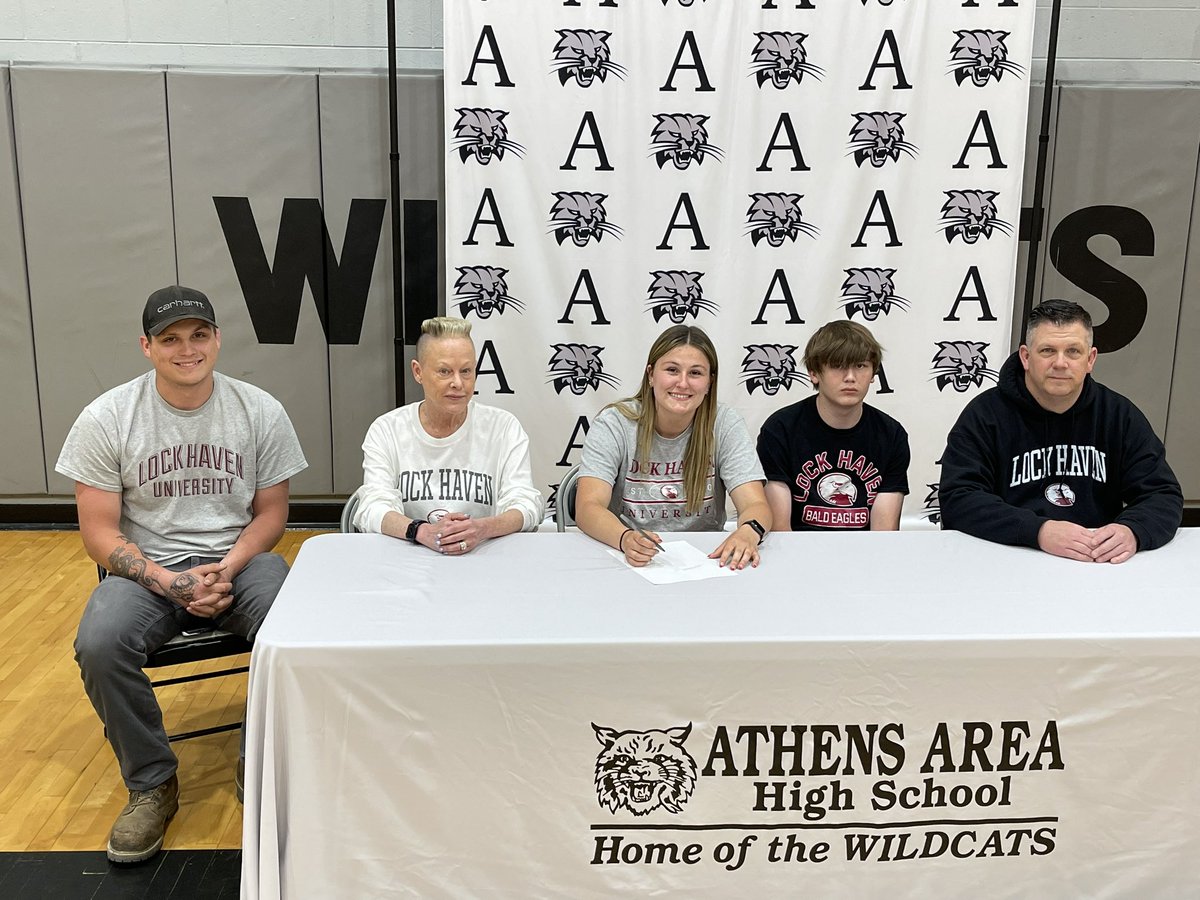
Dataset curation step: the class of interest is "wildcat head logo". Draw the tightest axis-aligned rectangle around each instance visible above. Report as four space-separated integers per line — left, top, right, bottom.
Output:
939 190 1012 244
750 32 824 89
450 108 525 165
931 341 998 392
921 483 941 525
549 192 622 247
848 112 917 168
646 271 720 324
650 114 724 170
547 344 620 395
741 345 802 396
551 29 627 87
590 724 696 816
746 193 819 246
949 30 1024 87
593 722 697 816
1045 483 1076 507
840 268 910 321
453 266 524 320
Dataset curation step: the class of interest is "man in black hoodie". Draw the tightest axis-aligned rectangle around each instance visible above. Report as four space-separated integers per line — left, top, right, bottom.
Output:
940 300 1182 563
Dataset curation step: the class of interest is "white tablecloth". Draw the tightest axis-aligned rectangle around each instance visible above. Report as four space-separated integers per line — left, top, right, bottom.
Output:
242 529 1200 898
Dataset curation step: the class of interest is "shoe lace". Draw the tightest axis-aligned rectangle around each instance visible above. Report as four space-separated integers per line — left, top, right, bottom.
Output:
125 783 169 812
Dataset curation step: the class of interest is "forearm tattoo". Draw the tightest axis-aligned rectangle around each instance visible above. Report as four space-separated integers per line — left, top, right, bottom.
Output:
107 537 157 589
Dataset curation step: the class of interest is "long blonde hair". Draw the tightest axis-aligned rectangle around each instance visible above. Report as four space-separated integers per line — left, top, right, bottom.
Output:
610 325 718 515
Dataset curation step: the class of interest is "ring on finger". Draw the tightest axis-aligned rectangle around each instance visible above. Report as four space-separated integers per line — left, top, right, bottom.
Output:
459 540 467 552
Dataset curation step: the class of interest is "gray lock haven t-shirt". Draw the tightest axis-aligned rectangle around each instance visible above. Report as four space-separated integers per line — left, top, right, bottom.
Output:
57 371 307 565
579 402 764 532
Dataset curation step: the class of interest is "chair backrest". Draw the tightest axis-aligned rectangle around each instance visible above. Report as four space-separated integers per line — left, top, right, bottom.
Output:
340 486 365 534
555 464 583 532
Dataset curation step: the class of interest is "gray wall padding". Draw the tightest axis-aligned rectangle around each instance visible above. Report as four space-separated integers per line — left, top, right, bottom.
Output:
0 68 46 493
11 67 178 495
1042 85 1200 436
167 70 331 494
318 74 396 493
1168 168 1200 496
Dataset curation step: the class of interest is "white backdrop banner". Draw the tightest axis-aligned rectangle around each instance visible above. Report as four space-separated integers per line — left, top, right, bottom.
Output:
444 0 1036 525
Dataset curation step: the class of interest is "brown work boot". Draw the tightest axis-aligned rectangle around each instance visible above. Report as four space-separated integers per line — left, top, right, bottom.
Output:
106 774 180 864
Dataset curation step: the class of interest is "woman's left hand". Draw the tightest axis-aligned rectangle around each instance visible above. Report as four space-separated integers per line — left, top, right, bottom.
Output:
434 513 490 555
708 526 761 570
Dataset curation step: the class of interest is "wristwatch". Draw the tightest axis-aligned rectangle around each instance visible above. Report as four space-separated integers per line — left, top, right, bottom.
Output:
405 518 426 544
743 519 766 544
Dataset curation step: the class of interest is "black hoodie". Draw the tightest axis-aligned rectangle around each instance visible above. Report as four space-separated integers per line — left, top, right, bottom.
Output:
940 351 1182 551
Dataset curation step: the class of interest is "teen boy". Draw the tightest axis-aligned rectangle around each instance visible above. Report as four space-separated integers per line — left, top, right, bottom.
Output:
756 320 910 531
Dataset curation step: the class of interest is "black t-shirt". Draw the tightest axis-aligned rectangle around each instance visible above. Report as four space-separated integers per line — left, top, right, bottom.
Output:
757 395 910 530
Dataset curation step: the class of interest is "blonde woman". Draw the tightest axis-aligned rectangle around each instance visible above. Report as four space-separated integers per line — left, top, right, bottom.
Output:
575 325 772 569
354 317 544 553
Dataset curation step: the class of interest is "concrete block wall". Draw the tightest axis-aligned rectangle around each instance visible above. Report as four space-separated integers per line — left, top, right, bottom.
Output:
2 1 1199 81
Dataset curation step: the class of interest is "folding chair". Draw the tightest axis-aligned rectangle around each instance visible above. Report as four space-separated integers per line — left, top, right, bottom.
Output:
340 486 366 534
555 464 583 532
97 565 251 742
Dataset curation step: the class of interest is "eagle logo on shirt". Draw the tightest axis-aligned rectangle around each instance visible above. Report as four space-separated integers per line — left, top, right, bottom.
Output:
1045 483 1076 507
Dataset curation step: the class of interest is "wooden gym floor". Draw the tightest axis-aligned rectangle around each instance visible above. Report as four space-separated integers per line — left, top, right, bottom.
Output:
0 529 327 855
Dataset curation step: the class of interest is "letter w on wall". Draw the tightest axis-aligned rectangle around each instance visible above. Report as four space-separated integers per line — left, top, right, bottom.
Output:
214 197 386 344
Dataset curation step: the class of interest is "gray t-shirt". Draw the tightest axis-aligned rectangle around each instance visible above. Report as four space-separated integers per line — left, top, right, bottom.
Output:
579 402 764 531
56 371 307 565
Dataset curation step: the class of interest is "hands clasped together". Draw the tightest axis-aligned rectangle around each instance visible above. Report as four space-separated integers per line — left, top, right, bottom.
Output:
167 561 233 618
422 512 491 556
1037 521 1138 564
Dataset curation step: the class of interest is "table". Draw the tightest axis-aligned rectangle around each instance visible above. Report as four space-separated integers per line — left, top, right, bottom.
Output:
242 529 1200 898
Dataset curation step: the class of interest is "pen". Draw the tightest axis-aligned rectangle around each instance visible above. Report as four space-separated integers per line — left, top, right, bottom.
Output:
618 513 667 553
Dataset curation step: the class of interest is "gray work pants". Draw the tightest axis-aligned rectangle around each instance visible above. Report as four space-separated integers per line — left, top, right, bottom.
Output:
74 553 287 791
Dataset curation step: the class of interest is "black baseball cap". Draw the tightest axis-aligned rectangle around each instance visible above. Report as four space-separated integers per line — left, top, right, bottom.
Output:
143 286 218 337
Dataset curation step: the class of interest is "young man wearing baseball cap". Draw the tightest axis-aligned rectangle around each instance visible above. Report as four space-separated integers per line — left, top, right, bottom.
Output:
56 286 307 863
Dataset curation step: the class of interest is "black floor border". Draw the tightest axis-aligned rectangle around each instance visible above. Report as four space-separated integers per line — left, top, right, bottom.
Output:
0 850 241 900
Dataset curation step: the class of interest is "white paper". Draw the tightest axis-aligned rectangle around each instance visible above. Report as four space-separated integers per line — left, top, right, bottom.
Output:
603 540 737 585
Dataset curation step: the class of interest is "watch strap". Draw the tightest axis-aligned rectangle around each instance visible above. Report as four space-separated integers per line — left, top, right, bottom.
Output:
744 518 766 544
405 518 426 544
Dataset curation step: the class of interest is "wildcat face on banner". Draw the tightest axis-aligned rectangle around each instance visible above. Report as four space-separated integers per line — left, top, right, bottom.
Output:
445 1 1035 527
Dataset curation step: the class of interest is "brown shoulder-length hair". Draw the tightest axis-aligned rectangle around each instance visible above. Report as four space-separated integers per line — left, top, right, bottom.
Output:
609 325 718 515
